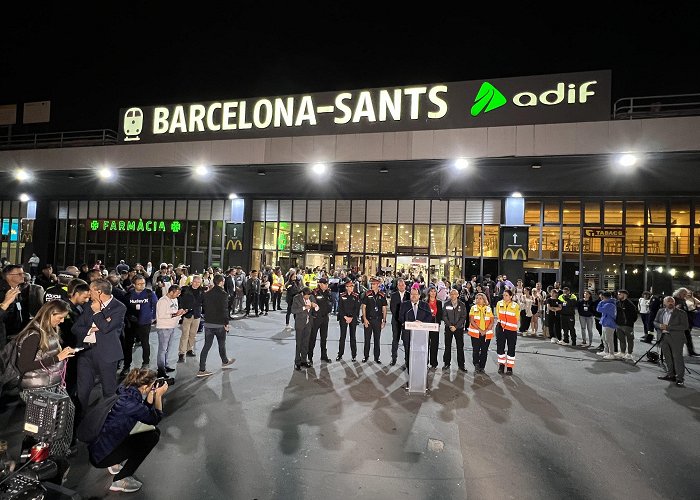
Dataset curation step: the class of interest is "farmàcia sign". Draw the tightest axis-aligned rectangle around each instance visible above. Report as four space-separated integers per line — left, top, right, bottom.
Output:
89 219 182 233
118 70 611 144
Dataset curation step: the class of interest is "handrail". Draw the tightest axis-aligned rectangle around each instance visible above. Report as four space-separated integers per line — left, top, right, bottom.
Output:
613 93 700 119
0 129 118 150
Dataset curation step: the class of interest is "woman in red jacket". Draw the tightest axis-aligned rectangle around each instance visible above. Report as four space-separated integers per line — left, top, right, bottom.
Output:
423 287 443 370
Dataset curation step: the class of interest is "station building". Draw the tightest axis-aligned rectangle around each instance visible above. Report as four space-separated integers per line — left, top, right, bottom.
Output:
2 69 700 296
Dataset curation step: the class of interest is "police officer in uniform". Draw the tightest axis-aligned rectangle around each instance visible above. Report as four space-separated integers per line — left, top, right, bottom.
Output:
336 280 361 361
43 266 80 303
361 277 388 363
308 277 332 363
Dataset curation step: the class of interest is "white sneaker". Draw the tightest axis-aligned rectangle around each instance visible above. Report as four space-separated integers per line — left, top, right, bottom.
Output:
108 463 124 475
580 342 588 347
596 351 607 356
614 352 625 358
557 340 566 345
624 353 634 361
551 338 558 344
603 354 616 360
109 476 142 492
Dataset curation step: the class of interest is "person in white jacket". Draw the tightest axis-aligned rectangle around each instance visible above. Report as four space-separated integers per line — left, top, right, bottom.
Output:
155 285 186 377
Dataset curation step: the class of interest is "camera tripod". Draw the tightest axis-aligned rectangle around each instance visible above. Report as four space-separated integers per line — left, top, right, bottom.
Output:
634 330 692 376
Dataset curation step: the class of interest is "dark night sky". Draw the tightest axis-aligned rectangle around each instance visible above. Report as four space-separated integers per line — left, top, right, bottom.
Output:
2 7 698 133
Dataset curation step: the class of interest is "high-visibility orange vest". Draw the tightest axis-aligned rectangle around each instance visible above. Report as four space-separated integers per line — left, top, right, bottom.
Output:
468 304 494 339
496 300 520 331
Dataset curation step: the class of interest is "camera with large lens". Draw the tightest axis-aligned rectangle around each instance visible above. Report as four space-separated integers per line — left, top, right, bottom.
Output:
154 376 174 388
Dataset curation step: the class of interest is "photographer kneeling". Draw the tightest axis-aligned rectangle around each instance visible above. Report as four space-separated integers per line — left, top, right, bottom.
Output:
88 368 167 493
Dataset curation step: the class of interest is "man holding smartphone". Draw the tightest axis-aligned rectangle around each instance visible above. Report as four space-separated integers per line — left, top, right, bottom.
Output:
155 285 185 378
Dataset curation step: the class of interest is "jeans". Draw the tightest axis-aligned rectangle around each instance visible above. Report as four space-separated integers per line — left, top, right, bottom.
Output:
579 316 595 344
157 328 176 370
271 291 282 310
123 323 152 368
331 291 339 313
93 428 160 482
199 326 230 371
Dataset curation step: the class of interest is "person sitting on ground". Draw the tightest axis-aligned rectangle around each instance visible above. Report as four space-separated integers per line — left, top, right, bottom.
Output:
88 368 167 493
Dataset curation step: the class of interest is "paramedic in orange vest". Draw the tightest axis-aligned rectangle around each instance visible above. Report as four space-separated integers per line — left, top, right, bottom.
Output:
467 292 494 373
495 289 520 375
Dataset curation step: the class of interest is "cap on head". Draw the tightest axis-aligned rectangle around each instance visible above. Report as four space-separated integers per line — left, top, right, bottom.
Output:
318 277 328 284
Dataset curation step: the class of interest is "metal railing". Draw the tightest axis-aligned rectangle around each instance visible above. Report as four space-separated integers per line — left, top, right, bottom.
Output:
0 129 118 150
613 93 700 119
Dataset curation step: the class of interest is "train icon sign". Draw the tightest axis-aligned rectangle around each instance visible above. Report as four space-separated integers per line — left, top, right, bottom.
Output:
123 107 143 141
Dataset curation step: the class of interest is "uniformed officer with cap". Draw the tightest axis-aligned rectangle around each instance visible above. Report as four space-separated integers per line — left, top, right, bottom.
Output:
44 265 80 303
361 277 388 363
309 277 332 363
336 279 361 361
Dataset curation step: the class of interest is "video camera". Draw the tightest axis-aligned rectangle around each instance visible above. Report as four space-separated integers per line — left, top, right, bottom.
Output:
154 376 174 388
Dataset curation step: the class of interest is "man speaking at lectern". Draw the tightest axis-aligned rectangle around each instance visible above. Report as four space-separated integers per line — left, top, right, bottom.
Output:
399 288 432 373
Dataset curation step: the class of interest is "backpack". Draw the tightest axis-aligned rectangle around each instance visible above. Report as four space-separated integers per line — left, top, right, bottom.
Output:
76 393 120 443
0 338 21 396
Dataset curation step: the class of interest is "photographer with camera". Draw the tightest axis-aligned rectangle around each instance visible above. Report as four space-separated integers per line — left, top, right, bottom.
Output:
88 368 166 493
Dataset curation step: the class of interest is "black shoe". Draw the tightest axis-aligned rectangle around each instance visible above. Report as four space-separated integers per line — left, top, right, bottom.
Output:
443 364 450 370
255 314 259 317
177 354 185 363
658 375 676 381
300 362 311 368
264 312 268 316
459 366 467 373
295 363 301 371
506 367 513 375
676 379 685 387
351 357 357 362
336 355 342 361
308 358 313 364
689 352 699 357
321 357 331 363
362 357 368 362
390 359 397 366
119 368 130 378
498 365 505 374
164 366 176 373
375 359 381 364
186 350 196 357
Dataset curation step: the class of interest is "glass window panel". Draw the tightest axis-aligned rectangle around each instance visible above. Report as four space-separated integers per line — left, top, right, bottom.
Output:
483 200 501 224
447 225 462 257
141 200 153 219
397 223 412 248
265 222 279 249
276 222 291 251
306 223 320 245
152 200 164 219
625 202 644 227
187 221 198 248
604 201 623 225
647 227 666 255
320 223 335 248
366 224 380 253
562 227 580 258
483 225 499 257
212 200 225 221
671 202 690 226
670 227 690 255
198 221 210 250
335 224 350 252
252 222 264 249
78 201 88 219
351 200 366 222
448 200 465 224
162 246 172 266
163 231 173 257
306 200 320 222
625 227 645 255
414 200 430 224
398 200 414 223
130 201 141 219
584 201 600 224
602 237 622 255
279 200 292 221
366 201 381 223
647 201 666 225
382 200 397 223
464 225 481 256
528 227 540 259
430 201 448 223
68 201 78 219
543 202 560 223
292 223 306 251
562 201 580 225
173 248 184 267
186 200 199 221
381 224 396 253
174 222 185 246
199 201 212 220
541 227 560 259
292 200 306 221
430 225 446 255
321 200 335 222
583 236 601 257
109 201 119 219
351 224 365 253
175 200 187 220
265 200 279 222
335 200 350 222
525 201 540 225
413 224 430 250
165 201 177 219
251 250 262 271
89 201 99 218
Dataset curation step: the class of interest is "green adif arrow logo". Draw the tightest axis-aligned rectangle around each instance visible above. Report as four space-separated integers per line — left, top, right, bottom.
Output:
470 82 507 116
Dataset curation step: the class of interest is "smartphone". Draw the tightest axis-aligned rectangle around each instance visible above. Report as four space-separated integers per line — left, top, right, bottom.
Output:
72 347 86 353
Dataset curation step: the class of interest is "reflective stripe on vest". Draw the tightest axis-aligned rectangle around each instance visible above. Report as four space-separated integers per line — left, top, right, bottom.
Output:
497 302 519 331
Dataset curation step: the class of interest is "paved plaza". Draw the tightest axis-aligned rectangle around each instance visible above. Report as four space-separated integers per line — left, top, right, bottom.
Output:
1 311 699 499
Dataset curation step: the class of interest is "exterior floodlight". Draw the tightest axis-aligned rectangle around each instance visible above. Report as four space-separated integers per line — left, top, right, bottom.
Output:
19 193 31 202
228 193 238 199
14 169 31 181
312 163 327 175
656 266 663 273
669 268 676 276
618 153 637 167
454 158 469 170
687 271 695 279
511 192 523 198
97 167 114 179
195 165 209 176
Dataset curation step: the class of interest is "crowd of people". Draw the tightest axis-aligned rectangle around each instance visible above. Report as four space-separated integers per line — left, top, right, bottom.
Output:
1 259 698 493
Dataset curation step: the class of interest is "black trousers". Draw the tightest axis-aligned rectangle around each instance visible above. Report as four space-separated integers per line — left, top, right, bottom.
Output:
271 291 282 310
470 335 491 369
402 328 412 372
338 321 358 358
93 428 160 481
245 293 259 314
123 323 152 369
561 315 576 344
519 311 532 333
391 319 405 361
199 326 229 371
684 329 697 355
286 299 294 325
443 328 465 367
259 292 270 313
76 352 119 414
495 324 517 366
363 319 383 361
428 331 440 367
547 313 562 340
309 316 329 359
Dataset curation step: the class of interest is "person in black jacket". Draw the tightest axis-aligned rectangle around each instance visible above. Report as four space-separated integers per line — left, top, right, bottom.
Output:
244 270 261 317
389 278 411 366
197 275 235 377
424 287 443 369
577 290 596 347
308 278 332 363
558 287 578 346
336 280 361 361
285 271 302 329
178 275 204 362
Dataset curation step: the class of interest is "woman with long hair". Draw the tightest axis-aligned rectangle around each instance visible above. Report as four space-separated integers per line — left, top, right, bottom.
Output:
423 287 443 369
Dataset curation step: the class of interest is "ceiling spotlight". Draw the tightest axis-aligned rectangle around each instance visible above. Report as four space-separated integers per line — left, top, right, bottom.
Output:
454 158 469 170
14 169 31 181
194 165 209 176
257 170 266 176
312 163 327 175
379 167 389 173
531 164 542 169
19 193 30 202
154 172 163 178
97 167 114 179
618 153 637 167
669 268 677 276
228 193 238 200
511 192 523 198
687 271 695 279
656 266 664 273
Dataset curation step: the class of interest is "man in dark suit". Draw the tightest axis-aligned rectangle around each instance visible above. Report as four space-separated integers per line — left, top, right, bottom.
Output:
389 278 411 366
291 287 317 370
654 296 689 387
224 268 236 318
73 278 127 412
399 288 432 373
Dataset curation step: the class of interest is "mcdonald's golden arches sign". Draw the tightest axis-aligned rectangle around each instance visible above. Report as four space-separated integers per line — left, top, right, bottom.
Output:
500 226 528 261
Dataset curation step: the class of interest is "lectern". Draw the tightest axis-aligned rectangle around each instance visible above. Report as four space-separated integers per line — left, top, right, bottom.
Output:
405 321 440 394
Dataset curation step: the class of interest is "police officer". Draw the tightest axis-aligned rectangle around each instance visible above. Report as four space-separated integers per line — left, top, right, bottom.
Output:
336 280 361 361
361 277 388 363
308 277 332 363
43 266 80 303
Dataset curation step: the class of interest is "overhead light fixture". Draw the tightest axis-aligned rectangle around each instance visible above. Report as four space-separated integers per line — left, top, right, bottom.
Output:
454 158 469 170
618 153 637 167
669 268 677 276
511 192 523 198
228 193 238 199
194 165 209 176
154 172 163 178
312 163 327 175
97 167 114 179
531 164 542 169
19 193 30 202
656 266 664 273
14 168 31 181
687 270 695 279
379 167 389 173
257 170 266 176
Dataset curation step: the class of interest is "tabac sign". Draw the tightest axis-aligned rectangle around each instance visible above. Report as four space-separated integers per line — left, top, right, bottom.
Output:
118 70 611 144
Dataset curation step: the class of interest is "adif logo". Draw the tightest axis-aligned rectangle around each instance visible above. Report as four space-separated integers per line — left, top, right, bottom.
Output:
123 107 144 141
471 80 598 116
